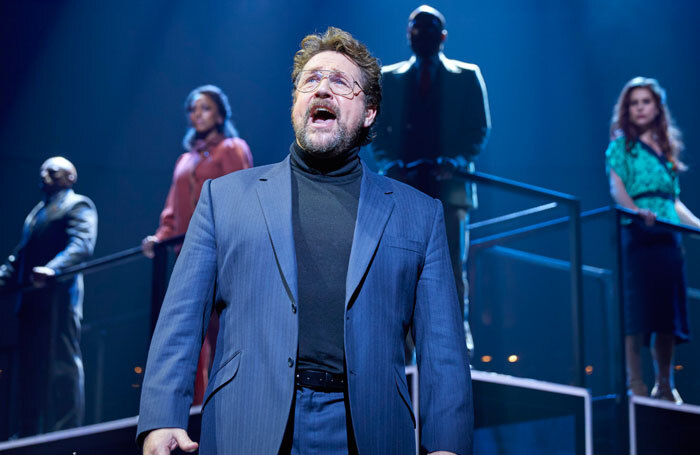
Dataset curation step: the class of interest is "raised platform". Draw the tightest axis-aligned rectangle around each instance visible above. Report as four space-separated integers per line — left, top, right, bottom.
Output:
6 369 697 454
629 395 700 455
0 407 201 455
471 370 592 455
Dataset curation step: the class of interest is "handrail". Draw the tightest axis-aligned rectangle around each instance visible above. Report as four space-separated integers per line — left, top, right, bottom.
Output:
468 202 558 230
456 169 579 203
456 169 585 387
614 205 700 236
472 205 700 250
13 234 185 292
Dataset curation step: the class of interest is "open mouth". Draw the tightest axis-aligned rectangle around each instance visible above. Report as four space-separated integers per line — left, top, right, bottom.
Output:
309 105 337 126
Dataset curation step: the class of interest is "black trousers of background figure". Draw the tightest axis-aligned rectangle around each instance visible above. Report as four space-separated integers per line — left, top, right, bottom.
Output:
444 207 471 335
17 293 83 437
392 167 473 357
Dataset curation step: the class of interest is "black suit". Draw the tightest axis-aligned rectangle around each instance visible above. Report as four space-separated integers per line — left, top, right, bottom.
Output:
371 53 490 350
0 188 97 437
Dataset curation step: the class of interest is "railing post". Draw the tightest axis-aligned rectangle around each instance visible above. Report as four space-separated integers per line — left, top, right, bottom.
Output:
150 242 168 337
611 207 630 454
568 200 585 387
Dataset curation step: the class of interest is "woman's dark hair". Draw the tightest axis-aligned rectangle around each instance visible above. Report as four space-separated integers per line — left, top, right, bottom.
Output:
610 77 685 170
182 85 238 151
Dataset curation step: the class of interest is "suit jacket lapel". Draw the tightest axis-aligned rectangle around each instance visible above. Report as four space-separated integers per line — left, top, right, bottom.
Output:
255 156 298 305
346 164 395 307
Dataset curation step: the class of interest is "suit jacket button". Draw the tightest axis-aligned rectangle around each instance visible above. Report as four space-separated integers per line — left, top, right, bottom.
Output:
288 358 294 367
292 304 297 314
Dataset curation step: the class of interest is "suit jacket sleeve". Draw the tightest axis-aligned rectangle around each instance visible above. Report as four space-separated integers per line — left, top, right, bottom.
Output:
44 198 98 273
462 65 491 158
413 199 473 454
155 154 185 241
136 179 217 445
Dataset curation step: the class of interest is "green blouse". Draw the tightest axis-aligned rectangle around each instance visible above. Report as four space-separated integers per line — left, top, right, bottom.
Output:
605 136 680 223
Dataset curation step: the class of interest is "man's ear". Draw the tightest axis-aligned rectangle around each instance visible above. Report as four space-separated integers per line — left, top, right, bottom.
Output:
363 105 377 128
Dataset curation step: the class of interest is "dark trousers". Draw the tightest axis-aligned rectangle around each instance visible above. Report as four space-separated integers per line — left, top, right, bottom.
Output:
279 387 358 455
444 206 473 351
385 163 474 353
17 298 83 437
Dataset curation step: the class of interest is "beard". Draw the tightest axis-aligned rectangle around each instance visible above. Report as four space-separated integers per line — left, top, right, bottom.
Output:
293 107 364 158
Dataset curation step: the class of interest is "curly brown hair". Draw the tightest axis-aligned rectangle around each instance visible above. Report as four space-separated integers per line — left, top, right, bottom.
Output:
610 77 685 171
292 27 381 145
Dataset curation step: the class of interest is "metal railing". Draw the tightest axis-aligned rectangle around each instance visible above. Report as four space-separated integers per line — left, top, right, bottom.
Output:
3 234 184 425
607 206 700 454
457 169 586 387
2 170 696 453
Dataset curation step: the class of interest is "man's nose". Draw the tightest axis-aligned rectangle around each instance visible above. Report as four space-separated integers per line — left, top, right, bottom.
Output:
314 77 333 97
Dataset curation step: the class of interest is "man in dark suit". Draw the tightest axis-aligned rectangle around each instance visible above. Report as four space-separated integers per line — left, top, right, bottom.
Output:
138 27 471 455
371 5 491 352
0 157 97 437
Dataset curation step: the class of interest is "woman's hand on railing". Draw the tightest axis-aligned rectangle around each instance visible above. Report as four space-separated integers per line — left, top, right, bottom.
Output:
141 235 160 259
636 208 657 226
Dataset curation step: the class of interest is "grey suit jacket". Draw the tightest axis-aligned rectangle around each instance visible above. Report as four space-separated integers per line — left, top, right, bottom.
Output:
137 157 472 454
0 189 97 317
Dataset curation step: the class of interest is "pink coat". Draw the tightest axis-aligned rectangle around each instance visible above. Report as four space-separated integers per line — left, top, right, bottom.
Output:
155 135 252 241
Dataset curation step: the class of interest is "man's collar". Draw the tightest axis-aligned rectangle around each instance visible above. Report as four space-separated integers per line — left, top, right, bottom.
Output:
414 53 440 69
43 188 72 204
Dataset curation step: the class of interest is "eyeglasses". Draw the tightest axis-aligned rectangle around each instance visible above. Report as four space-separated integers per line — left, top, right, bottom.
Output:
295 70 363 96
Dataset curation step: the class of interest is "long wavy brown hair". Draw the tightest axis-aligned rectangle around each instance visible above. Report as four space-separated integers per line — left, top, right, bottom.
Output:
610 77 685 170
291 27 382 146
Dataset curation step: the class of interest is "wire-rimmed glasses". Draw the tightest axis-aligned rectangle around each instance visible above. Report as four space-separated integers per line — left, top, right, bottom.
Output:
295 70 363 96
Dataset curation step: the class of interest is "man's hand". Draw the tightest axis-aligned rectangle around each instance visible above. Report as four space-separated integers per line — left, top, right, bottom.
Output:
380 160 406 180
142 235 160 259
143 428 198 455
31 266 56 288
433 157 459 181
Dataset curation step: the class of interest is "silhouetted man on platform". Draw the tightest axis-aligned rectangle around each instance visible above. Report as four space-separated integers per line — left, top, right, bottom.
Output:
0 157 97 437
372 5 491 353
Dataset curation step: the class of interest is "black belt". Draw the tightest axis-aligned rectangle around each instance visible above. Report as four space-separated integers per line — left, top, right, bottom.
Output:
631 191 675 201
295 370 346 392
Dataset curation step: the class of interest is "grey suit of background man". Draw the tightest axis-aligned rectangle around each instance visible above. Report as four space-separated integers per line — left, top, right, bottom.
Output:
0 157 97 437
371 5 491 352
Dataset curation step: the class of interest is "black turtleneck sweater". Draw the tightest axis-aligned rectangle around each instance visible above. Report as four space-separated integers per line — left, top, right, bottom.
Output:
290 142 362 376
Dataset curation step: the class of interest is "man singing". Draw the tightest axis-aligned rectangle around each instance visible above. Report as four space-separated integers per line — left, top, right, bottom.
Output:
137 27 472 455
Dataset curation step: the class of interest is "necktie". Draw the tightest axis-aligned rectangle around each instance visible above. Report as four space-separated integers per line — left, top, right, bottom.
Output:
419 63 431 96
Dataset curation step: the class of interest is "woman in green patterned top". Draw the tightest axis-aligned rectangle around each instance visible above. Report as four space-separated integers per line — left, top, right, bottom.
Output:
606 77 700 404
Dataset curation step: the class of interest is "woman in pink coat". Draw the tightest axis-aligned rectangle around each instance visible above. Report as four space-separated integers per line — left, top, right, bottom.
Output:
143 85 252 404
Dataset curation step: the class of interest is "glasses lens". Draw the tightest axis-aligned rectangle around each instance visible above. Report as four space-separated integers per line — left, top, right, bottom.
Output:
328 72 353 95
296 70 355 95
298 71 321 92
